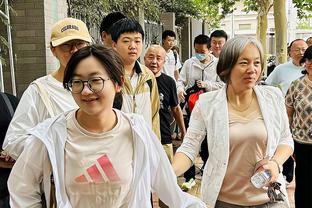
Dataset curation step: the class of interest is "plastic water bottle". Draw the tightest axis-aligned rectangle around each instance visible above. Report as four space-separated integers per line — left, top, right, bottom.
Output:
251 170 271 188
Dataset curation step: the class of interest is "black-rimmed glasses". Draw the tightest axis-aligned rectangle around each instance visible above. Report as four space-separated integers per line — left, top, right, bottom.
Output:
67 77 110 94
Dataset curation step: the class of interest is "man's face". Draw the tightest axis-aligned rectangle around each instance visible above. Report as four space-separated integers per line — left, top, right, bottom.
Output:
289 40 308 64
144 47 166 76
51 39 89 69
101 31 113 47
162 36 175 51
194 43 210 55
112 32 143 65
210 37 226 58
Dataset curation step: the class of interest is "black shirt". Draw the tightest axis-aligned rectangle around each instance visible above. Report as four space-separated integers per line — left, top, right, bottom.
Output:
0 92 19 198
156 73 179 145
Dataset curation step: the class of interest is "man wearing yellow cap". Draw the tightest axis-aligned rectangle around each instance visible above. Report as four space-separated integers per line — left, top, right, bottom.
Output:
2 18 92 160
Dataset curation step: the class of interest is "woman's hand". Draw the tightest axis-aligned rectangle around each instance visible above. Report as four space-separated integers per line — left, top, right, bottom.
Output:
253 158 280 187
262 160 280 184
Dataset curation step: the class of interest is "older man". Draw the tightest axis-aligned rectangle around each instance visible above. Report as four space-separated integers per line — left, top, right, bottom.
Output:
266 39 307 95
144 45 186 163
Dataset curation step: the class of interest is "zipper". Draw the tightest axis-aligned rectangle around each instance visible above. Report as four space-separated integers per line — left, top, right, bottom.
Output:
133 94 136 112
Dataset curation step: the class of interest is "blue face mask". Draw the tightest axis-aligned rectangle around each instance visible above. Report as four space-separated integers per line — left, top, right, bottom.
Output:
195 53 208 61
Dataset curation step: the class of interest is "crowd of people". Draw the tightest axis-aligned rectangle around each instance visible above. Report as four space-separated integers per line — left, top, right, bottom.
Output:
0 11 311 208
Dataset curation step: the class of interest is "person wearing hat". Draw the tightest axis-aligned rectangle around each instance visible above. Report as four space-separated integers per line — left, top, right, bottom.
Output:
2 17 92 160
286 45 312 207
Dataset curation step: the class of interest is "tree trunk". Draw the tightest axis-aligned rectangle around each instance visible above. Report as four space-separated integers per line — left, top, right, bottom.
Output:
273 0 287 64
257 0 272 76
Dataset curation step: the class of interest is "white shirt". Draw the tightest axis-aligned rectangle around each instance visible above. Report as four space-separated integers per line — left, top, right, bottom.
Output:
163 50 182 80
177 56 223 93
265 60 304 95
3 74 77 159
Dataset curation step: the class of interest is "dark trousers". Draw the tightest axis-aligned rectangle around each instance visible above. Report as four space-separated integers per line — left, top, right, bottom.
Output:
282 156 294 183
294 141 312 208
0 195 10 208
183 114 195 181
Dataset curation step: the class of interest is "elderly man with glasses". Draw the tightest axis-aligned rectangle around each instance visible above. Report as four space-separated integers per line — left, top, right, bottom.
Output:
266 39 308 96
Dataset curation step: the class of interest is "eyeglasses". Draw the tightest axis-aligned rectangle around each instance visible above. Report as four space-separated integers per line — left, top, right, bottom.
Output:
67 77 110 94
59 41 88 52
292 48 307 53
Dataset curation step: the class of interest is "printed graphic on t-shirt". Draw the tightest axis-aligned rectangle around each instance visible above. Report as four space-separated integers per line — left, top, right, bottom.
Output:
75 154 120 183
159 93 164 110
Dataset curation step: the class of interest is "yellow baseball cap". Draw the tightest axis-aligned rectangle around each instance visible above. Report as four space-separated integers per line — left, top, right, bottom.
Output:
50 18 92 47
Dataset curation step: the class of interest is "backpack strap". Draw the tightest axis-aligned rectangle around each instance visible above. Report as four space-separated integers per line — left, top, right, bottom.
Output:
32 80 57 117
0 93 14 117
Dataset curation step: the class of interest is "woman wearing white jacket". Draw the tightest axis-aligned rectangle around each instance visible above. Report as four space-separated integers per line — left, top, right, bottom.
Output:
173 37 294 208
8 45 206 208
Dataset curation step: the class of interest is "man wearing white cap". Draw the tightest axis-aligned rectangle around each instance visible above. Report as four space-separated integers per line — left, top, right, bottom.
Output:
2 17 92 160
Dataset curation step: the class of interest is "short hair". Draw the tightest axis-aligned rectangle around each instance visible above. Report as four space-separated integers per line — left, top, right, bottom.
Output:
100 12 126 35
194 34 210 48
210 30 228 41
288 39 305 49
110 18 144 42
162 30 176 40
144 44 166 58
217 37 264 83
63 44 124 89
300 45 312 74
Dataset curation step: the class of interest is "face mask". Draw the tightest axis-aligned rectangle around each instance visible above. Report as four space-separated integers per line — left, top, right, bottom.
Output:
195 53 208 61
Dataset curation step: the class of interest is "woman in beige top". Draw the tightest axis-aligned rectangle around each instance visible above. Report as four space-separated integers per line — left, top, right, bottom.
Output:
172 37 294 208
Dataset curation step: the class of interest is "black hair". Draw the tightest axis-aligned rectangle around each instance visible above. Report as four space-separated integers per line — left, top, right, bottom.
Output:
110 18 144 42
162 30 176 40
210 30 228 41
99 12 126 35
194 34 210 48
300 45 312 74
63 45 124 109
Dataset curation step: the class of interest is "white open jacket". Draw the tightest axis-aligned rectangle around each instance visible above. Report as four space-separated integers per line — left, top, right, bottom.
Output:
8 110 206 208
177 85 294 207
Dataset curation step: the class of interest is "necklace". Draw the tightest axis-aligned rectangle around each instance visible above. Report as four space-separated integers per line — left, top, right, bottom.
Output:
227 92 254 112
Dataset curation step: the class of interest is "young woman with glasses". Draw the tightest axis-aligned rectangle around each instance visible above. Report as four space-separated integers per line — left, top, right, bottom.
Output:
8 45 206 208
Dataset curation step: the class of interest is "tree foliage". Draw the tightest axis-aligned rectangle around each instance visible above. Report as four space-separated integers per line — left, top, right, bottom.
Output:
293 0 312 19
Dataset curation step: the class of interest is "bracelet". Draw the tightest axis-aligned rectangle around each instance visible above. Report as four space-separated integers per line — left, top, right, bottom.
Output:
270 158 281 174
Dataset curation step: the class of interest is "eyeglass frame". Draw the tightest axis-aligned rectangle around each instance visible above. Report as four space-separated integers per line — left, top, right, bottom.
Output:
67 77 110 94
58 41 89 52
291 48 307 53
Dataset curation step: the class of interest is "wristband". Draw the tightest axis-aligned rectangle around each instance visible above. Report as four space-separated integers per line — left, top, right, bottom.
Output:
270 158 281 174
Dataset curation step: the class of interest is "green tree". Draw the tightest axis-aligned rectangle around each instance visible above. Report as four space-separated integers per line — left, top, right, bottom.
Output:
293 0 312 19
